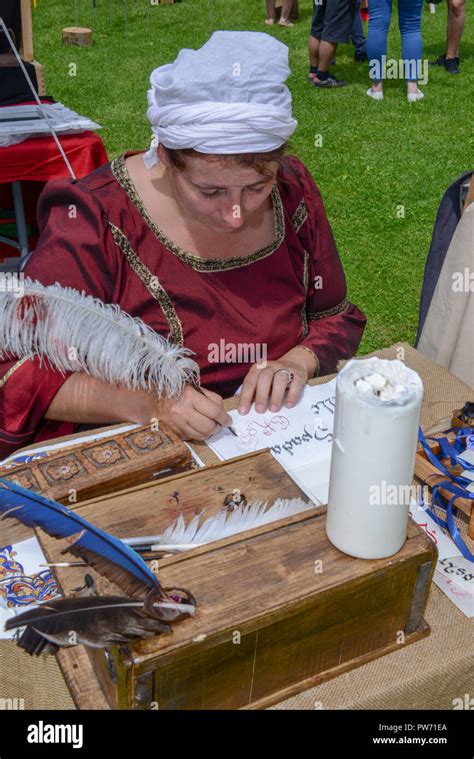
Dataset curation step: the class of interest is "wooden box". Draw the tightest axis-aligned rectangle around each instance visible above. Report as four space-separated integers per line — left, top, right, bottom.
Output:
1 423 192 504
41 450 437 710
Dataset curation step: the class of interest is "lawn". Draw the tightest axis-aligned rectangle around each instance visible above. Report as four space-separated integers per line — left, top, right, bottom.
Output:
31 0 473 354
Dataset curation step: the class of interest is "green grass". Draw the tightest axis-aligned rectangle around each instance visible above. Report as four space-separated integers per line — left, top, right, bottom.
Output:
32 0 474 353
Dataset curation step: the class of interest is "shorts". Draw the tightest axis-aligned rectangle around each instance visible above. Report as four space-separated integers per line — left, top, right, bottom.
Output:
310 0 357 44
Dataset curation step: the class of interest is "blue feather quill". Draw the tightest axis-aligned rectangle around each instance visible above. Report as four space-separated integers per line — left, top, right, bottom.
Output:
0 477 162 598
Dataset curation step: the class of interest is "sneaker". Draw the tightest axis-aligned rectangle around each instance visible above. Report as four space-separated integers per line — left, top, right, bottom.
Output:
312 75 347 88
430 54 461 70
445 57 461 74
355 51 368 63
367 87 383 100
407 87 424 103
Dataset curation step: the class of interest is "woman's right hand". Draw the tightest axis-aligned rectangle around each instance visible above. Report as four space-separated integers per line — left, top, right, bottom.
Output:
154 384 233 441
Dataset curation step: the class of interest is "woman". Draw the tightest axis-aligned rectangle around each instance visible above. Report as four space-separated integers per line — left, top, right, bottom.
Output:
366 0 424 102
0 31 365 458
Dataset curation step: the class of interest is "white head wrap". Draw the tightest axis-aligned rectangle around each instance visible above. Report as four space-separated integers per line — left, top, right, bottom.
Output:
143 30 297 168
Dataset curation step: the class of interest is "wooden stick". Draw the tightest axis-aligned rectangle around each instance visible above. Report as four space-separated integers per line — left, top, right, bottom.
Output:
20 0 34 61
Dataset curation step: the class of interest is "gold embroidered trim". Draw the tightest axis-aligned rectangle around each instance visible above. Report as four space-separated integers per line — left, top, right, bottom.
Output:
298 344 320 378
308 297 350 321
300 249 310 340
0 356 30 390
109 223 184 346
292 197 308 233
110 153 286 272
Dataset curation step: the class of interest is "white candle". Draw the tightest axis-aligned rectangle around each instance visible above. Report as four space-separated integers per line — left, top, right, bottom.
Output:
326 357 423 559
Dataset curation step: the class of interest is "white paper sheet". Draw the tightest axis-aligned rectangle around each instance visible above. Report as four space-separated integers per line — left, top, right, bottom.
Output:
207 380 336 503
409 502 474 617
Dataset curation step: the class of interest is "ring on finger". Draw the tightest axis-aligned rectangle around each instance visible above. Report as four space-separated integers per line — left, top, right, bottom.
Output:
274 368 295 386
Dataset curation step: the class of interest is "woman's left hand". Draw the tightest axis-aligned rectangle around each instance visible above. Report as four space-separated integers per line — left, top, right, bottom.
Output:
237 347 318 415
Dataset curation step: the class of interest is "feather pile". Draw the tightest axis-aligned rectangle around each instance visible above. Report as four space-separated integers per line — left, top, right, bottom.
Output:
0 277 200 398
0 478 196 654
126 497 316 552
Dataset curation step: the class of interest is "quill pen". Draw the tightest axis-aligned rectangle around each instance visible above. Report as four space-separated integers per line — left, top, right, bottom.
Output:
0 476 162 599
0 277 200 398
0 478 196 652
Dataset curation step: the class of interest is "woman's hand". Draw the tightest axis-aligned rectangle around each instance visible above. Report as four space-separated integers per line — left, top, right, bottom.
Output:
45 374 231 442
154 384 233 441
237 346 318 415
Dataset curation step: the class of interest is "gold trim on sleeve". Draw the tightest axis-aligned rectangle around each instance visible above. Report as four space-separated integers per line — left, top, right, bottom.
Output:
109 223 184 346
308 297 350 321
110 153 286 272
0 356 30 390
292 197 308 233
300 249 310 339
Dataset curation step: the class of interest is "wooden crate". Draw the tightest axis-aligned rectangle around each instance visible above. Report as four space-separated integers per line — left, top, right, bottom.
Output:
41 450 437 710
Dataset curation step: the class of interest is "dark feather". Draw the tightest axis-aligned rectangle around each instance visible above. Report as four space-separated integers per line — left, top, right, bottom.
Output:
5 592 196 655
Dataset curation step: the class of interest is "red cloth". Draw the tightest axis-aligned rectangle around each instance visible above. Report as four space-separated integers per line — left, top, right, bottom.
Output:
0 130 108 183
0 112 108 260
0 151 366 459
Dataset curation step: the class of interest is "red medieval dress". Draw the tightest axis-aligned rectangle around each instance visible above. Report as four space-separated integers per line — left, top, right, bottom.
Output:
0 151 366 459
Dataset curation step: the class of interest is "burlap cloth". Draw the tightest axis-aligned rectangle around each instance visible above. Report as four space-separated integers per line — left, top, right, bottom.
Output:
1 344 472 710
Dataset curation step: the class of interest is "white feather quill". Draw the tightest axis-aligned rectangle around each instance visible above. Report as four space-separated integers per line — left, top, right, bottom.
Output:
126 497 318 552
0 277 200 397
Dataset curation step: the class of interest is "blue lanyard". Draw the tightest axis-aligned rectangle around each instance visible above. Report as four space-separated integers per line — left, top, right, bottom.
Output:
418 426 474 562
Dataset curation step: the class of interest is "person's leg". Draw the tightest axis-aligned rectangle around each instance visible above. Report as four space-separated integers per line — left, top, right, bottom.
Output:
280 0 295 26
366 0 392 94
431 0 465 69
398 0 424 96
318 40 339 74
312 0 356 86
309 35 321 79
446 0 466 61
309 0 325 81
265 0 276 23
352 0 368 59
